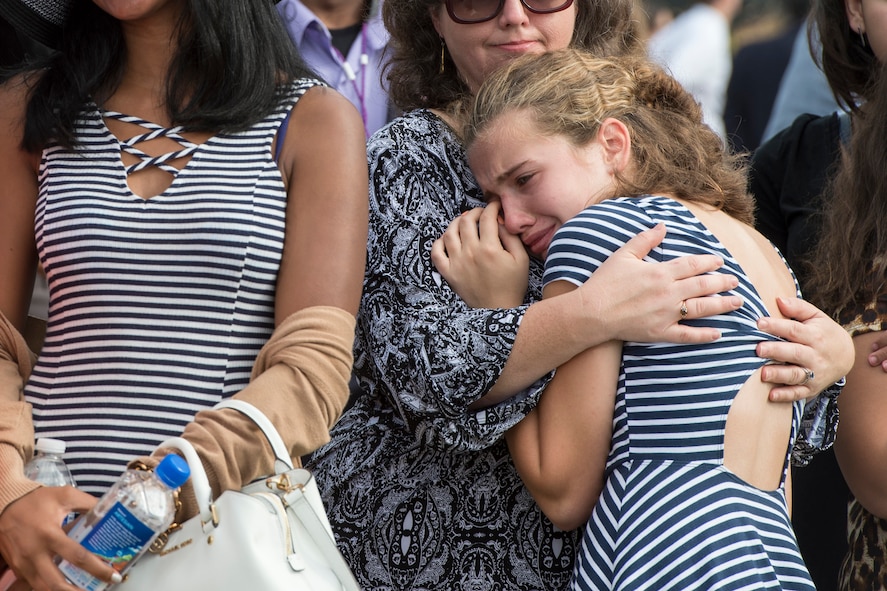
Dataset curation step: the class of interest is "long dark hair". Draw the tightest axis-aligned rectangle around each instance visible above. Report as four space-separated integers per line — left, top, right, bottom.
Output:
381 0 641 113
20 0 313 151
806 61 887 317
812 0 877 113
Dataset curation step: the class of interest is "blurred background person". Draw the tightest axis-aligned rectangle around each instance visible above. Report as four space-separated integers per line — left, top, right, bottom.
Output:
647 0 744 139
277 0 394 137
761 21 840 143
723 0 812 153
633 0 674 40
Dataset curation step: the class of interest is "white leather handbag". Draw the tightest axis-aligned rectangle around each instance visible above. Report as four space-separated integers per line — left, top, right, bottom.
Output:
117 399 360 591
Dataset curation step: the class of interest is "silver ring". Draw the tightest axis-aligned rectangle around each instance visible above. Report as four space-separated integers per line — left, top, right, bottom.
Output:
800 367 814 385
680 301 688 319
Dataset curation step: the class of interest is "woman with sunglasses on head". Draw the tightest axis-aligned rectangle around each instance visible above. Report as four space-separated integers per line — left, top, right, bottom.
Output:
305 0 855 589
0 0 367 589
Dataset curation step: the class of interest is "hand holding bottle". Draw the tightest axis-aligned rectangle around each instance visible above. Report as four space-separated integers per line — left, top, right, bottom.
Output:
0 438 110 591
58 454 189 591
0 486 108 591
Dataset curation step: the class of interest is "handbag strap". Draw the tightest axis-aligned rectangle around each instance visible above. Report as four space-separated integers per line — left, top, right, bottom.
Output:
157 436 215 524
157 400 294 523
285 485 362 591
215 400 360 589
214 398 294 472
159 400 361 590
216 400 360 589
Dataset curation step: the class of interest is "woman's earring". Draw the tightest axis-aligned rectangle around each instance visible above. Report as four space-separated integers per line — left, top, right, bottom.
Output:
440 39 446 74
859 26 868 48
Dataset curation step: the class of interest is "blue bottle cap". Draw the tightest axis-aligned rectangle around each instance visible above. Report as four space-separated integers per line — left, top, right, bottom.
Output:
154 454 190 489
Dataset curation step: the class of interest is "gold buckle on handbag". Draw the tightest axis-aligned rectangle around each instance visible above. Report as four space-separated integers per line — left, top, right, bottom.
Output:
264 473 305 493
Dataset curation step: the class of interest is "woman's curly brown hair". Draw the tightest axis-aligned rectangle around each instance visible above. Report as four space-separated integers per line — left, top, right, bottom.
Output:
381 0 642 113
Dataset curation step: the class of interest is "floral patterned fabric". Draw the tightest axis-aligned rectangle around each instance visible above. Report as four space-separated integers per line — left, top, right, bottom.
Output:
306 110 577 591
791 379 842 468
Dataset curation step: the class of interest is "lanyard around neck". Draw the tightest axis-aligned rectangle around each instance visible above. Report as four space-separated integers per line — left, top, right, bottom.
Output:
333 23 370 137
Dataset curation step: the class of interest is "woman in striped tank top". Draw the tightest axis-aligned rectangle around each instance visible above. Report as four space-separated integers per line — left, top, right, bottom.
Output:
440 48 854 590
0 0 368 588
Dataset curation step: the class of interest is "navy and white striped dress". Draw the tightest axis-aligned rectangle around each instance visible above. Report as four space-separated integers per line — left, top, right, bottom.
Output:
26 78 320 496
544 196 815 591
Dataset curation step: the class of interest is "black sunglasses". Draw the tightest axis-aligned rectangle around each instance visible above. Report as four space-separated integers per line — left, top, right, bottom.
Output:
445 0 574 24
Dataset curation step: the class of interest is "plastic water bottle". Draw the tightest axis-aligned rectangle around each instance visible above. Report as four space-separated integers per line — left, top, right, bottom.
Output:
58 454 190 591
24 438 78 525
24 438 76 487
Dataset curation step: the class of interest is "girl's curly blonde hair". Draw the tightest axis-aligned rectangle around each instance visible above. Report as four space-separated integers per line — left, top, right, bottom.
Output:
466 48 754 224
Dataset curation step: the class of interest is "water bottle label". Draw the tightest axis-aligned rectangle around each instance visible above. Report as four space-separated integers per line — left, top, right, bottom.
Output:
59 502 155 591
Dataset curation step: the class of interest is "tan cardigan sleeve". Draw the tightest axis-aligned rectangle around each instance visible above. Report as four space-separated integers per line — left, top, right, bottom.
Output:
0 314 39 515
132 305 355 520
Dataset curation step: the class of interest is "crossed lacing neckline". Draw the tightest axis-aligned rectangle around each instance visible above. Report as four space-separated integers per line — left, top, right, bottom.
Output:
102 110 201 177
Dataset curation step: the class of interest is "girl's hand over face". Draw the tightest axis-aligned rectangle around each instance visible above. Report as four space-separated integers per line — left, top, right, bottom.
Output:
756 296 855 403
432 201 529 309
